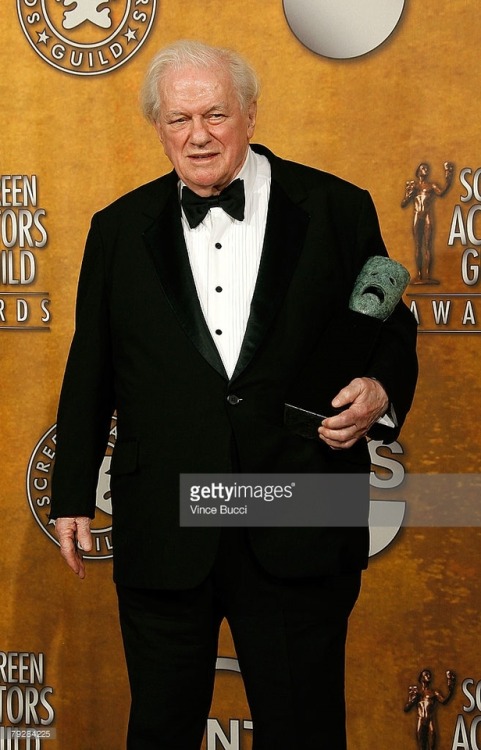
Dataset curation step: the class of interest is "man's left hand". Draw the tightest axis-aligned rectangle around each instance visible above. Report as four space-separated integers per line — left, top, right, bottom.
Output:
318 377 389 450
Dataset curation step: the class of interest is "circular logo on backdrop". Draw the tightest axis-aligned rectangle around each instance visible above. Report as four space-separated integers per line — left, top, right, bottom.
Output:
17 0 157 76
27 417 117 559
283 0 405 59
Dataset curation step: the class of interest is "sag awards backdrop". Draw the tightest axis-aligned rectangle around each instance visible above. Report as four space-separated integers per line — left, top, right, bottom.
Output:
1 1 481 748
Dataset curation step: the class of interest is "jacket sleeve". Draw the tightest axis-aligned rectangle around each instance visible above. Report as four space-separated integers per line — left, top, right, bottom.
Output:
356 192 418 441
50 213 115 519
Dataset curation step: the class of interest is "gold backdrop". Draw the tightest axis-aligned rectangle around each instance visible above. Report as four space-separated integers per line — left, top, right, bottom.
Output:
2 1 480 748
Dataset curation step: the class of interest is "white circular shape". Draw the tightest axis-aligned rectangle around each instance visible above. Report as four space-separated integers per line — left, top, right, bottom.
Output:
369 500 405 557
283 0 405 59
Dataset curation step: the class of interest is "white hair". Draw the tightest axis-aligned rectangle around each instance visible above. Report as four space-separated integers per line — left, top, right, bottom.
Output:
141 40 260 123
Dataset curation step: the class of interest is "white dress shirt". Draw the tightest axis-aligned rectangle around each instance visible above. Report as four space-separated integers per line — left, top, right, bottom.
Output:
180 148 395 427
180 147 271 379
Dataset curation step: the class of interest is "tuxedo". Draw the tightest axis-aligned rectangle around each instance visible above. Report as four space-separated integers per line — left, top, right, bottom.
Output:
51 144 417 588
50 145 417 748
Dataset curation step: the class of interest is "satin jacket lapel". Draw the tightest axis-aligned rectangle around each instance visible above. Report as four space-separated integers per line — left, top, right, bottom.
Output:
143 186 228 379
231 178 310 381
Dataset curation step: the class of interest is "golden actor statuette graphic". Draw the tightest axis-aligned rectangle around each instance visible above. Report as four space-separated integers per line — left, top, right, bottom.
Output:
404 669 456 750
401 162 454 285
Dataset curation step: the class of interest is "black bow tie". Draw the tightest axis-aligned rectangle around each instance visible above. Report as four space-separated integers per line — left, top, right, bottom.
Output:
181 179 245 229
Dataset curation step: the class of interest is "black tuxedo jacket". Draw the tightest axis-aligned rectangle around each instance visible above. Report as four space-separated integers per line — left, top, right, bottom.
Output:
51 145 418 589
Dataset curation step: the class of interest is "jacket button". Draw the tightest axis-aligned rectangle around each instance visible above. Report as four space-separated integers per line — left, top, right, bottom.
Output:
226 394 242 405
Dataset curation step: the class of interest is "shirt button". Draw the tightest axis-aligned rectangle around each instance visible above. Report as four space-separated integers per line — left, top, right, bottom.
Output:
215 329 222 335
215 286 223 293
227 394 242 405
215 242 222 249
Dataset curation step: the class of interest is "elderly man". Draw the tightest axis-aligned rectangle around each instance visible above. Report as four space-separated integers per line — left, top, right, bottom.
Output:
51 40 417 749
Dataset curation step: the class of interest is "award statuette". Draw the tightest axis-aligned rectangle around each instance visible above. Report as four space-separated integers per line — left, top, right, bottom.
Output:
285 256 410 435
348 256 410 320
404 669 456 750
401 161 454 285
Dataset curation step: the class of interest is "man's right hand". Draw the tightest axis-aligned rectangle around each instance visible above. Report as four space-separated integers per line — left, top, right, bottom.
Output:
54 516 93 579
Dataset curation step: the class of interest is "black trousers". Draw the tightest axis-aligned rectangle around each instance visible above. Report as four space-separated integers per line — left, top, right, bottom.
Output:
116 529 361 749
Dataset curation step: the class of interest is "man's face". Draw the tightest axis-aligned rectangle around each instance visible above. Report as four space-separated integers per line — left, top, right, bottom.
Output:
154 65 257 197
